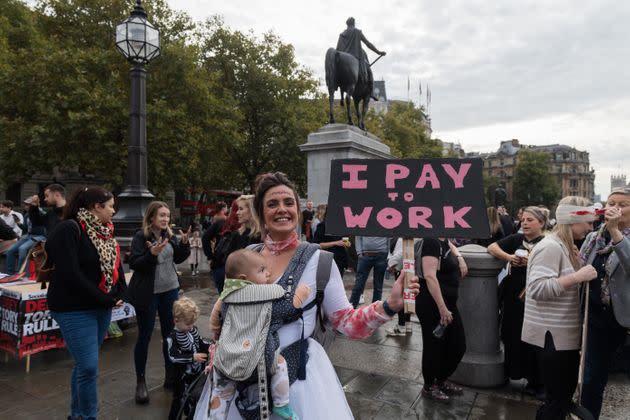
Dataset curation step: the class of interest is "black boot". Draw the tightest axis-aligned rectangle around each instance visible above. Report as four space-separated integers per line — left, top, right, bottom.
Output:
163 364 176 390
135 374 149 404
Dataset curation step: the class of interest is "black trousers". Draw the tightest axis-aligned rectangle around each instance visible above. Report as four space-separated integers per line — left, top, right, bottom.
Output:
416 291 466 387
536 331 580 420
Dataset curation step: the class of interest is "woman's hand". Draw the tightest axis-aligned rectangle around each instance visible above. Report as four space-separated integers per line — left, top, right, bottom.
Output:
457 256 468 278
439 305 453 325
193 353 208 363
179 227 192 244
605 207 624 242
510 254 527 267
387 271 420 312
146 238 168 256
114 299 124 308
574 265 597 283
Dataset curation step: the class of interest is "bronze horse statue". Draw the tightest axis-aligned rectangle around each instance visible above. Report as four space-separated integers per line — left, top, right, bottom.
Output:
325 48 373 130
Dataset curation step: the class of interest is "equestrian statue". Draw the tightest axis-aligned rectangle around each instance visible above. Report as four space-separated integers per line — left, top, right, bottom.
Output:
325 17 386 130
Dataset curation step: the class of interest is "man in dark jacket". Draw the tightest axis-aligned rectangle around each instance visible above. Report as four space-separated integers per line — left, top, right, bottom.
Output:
28 183 66 234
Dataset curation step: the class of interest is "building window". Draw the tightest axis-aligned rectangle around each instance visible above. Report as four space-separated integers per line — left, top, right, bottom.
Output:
570 179 578 188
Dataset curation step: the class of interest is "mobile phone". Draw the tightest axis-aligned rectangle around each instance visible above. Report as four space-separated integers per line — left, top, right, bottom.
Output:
433 323 447 339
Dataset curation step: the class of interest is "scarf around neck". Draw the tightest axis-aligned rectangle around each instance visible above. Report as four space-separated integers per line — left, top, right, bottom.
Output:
77 208 120 293
581 224 630 261
264 231 299 256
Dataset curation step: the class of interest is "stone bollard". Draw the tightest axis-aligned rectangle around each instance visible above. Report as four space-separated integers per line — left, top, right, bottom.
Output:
450 244 506 388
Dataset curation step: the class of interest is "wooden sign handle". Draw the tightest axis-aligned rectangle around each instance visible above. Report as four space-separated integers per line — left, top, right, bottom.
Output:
402 238 416 314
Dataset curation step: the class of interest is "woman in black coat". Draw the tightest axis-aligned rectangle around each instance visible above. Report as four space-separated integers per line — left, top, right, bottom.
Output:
126 201 190 404
47 187 127 420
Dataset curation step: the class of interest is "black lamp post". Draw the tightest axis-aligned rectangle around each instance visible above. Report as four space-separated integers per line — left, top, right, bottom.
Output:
113 0 160 239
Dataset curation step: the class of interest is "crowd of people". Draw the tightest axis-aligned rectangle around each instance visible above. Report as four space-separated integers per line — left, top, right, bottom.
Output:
2 176 629 420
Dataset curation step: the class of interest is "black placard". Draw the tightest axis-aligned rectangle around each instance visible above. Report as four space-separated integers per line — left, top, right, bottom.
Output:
326 158 490 238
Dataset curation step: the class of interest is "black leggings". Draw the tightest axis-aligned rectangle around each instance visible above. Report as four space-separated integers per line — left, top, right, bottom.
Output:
536 331 580 419
416 291 466 387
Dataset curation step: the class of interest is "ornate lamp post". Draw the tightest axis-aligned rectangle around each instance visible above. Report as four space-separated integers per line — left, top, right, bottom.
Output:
113 0 160 239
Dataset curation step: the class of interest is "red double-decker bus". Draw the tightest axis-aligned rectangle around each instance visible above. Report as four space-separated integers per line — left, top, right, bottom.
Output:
178 189 242 227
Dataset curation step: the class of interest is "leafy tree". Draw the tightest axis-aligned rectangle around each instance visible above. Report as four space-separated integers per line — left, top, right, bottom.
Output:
512 150 561 210
196 17 322 193
0 0 229 196
365 101 441 158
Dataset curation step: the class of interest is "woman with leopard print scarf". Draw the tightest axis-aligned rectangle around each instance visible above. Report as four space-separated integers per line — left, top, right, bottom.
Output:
47 186 127 420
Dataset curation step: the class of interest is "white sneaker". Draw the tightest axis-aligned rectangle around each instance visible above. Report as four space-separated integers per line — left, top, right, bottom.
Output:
359 294 365 304
386 326 406 336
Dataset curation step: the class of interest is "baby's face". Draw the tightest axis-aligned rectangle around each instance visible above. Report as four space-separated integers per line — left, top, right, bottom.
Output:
247 257 271 285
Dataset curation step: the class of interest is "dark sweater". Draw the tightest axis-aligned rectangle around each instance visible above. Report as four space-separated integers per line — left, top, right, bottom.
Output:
46 220 127 312
126 229 190 312
29 205 64 235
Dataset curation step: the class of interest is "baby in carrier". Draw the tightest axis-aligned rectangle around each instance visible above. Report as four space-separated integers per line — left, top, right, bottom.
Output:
209 249 309 420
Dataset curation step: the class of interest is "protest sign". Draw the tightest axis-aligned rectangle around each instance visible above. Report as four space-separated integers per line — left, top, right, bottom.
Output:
0 282 135 360
326 158 490 238
327 158 489 312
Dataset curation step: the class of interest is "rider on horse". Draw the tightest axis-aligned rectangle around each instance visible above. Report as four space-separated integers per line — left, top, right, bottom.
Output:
336 17 386 95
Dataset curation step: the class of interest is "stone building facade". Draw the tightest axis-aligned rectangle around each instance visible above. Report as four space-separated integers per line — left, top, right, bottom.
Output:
477 139 595 203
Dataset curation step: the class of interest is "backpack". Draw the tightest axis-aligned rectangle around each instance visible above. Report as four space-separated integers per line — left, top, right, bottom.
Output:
31 241 53 289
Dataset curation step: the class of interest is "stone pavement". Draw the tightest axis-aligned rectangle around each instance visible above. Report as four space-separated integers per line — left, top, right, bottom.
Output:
1 270 629 419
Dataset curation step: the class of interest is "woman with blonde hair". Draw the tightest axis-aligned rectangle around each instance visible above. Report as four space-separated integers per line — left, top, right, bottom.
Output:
522 196 597 419
476 206 506 247
310 203 327 240
209 195 263 293
127 201 191 404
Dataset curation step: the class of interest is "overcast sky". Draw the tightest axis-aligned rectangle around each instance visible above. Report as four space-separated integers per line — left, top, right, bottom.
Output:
169 0 630 198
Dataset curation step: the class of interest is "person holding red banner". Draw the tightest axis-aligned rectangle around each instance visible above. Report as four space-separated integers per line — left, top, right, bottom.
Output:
47 186 127 420
416 237 468 402
196 172 420 419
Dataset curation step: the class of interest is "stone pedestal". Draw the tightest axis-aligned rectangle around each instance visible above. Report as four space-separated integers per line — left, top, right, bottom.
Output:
298 124 391 204
450 244 506 388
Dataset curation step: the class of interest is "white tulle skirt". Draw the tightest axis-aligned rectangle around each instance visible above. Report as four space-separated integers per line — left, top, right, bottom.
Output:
194 338 353 420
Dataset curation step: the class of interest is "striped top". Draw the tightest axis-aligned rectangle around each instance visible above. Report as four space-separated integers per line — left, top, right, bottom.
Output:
166 326 210 375
521 235 582 351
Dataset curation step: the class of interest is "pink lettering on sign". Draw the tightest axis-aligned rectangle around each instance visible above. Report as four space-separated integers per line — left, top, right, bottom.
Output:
385 164 410 188
376 208 403 229
342 164 368 189
408 207 433 228
343 207 373 228
444 206 472 228
442 163 471 188
415 164 441 189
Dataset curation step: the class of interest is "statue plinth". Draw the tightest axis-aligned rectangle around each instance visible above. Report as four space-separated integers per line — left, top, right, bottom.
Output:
299 124 391 204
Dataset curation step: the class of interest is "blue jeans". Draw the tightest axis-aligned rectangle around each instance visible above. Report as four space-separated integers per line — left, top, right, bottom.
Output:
134 288 179 376
582 310 627 419
51 309 112 420
349 253 388 308
5 234 46 274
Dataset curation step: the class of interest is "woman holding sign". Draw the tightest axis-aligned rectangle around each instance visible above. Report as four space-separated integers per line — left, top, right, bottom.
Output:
416 237 468 402
196 172 419 419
